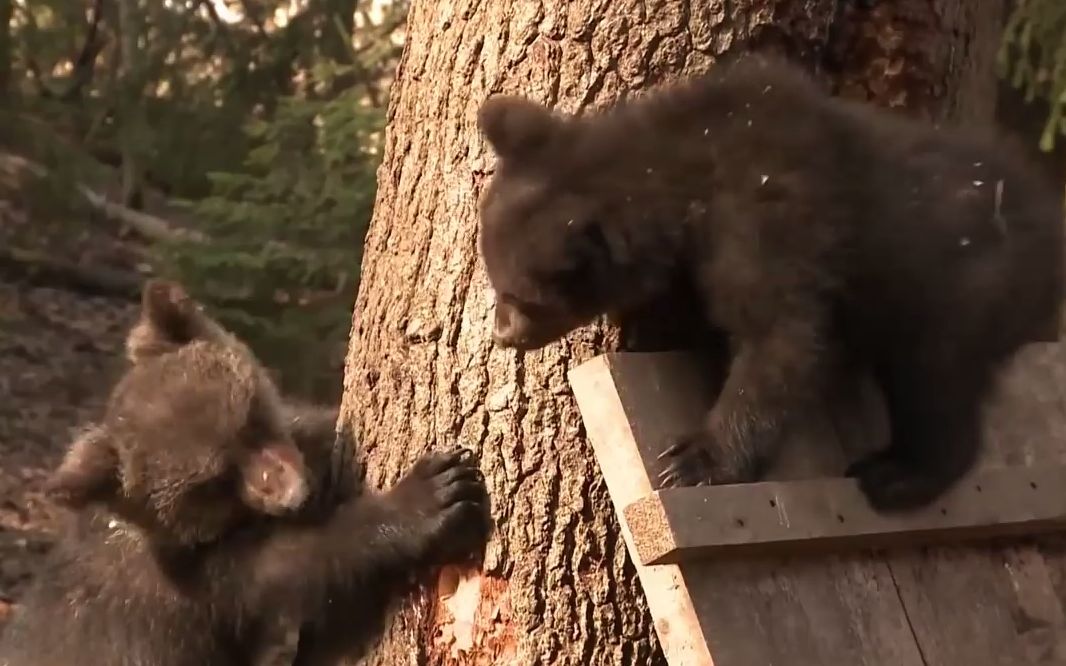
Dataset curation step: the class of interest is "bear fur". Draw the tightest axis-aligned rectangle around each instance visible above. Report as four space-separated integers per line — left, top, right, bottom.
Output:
476 53 1064 511
0 280 491 664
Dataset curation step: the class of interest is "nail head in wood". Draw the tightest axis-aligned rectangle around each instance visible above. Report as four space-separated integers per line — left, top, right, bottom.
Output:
624 463 1066 565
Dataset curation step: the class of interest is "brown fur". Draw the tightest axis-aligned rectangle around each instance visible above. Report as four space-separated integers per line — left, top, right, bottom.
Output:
124 281 351 521
0 280 491 665
477 53 1064 512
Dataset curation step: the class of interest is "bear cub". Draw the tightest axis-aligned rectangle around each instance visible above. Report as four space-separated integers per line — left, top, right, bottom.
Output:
0 280 492 665
476 53 1064 512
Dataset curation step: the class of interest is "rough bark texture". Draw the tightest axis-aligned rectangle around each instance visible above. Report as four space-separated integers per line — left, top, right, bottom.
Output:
826 0 1005 124
340 1 1007 664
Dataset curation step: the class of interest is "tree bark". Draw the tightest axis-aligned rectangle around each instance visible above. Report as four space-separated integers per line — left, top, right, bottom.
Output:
826 0 1006 125
340 1 1008 665
116 0 144 210
0 0 12 97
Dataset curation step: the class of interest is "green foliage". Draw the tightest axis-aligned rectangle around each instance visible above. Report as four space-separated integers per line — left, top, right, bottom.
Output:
999 0 1066 151
0 97 108 231
163 61 382 400
5 0 405 198
1 1 407 400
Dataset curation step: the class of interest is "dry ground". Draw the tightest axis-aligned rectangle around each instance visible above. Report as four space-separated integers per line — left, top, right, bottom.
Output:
0 192 139 624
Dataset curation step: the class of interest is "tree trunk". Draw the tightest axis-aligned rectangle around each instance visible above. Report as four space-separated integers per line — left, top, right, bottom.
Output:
116 0 144 210
0 0 12 97
340 1 1008 664
826 0 1006 125
321 0 356 64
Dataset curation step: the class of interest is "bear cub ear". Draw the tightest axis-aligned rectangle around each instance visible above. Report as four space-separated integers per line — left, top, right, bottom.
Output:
141 279 199 344
478 95 562 162
126 279 209 363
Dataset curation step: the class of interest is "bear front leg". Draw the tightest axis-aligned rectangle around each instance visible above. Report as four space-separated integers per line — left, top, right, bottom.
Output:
658 318 828 488
846 356 990 512
239 448 491 612
287 448 493 664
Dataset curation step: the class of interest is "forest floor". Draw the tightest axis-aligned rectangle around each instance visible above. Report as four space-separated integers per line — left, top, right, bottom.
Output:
0 161 307 661
0 172 144 624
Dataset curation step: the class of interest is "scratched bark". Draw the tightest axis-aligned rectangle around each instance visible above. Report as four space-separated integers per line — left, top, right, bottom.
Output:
338 1 1001 665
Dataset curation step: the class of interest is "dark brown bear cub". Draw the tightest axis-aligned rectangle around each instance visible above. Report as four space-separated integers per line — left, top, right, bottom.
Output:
477 53 1064 512
0 281 491 665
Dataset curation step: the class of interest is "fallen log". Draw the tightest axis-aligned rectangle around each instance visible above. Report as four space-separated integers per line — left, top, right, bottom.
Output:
0 151 206 244
0 246 141 299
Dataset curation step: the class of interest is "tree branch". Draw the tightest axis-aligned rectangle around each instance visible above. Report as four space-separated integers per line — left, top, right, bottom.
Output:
236 0 266 36
196 0 236 55
57 0 109 101
79 185 206 243
19 0 108 100
1 151 207 244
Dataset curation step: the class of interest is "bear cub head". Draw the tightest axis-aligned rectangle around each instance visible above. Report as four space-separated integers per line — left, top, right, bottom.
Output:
476 95 679 351
45 280 312 546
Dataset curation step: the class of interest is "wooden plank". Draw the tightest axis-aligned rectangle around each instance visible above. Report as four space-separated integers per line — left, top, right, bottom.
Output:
569 352 926 666
624 462 1066 565
881 341 1066 665
572 343 1066 665
568 355 715 666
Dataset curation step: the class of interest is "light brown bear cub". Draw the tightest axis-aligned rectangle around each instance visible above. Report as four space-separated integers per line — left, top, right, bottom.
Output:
0 280 491 665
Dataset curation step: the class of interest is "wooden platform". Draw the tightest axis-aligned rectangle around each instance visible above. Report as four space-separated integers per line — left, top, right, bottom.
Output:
626 461 1066 564
568 345 1066 666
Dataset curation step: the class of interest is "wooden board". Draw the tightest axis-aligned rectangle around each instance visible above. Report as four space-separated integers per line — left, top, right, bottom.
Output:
877 342 1066 665
569 353 925 666
569 345 1066 666
625 462 1066 565
567 354 715 666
